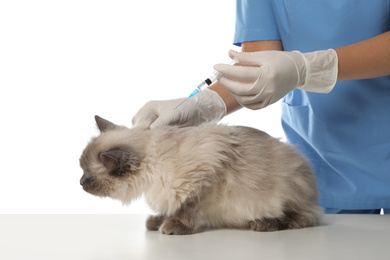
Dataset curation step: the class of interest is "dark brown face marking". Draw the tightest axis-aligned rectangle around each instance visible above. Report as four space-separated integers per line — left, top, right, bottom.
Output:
100 148 140 176
80 171 116 197
80 173 94 187
79 115 143 198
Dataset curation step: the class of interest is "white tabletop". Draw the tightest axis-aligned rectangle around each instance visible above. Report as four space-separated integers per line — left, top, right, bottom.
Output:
0 214 389 260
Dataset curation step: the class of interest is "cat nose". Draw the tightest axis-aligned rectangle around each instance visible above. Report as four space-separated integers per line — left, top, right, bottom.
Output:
80 173 95 186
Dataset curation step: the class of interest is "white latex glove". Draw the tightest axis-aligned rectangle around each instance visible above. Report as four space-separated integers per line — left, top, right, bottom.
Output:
214 49 338 110
132 89 226 129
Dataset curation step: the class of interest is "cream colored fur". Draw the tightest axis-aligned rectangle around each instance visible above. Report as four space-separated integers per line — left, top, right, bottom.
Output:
80 116 323 234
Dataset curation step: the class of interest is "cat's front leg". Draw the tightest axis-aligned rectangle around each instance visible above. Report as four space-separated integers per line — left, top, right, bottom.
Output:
249 217 287 232
146 215 166 231
160 198 202 235
160 217 198 235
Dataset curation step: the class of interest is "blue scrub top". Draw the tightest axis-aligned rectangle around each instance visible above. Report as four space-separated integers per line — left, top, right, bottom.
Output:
234 0 390 210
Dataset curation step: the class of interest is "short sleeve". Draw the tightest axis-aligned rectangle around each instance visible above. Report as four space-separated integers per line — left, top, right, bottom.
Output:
234 0 281 46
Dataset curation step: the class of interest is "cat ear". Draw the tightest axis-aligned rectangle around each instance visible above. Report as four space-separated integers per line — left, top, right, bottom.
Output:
95 115 117 133
99 149 140 175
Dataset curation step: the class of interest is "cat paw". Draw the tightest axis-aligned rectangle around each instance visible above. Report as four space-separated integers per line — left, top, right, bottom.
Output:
146 215 165 231
160 217 195 235
249 218 286 232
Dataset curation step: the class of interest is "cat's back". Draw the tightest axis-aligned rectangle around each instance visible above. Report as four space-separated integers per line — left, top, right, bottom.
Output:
197 124 316 195
149 123 311 179
225 124 310 168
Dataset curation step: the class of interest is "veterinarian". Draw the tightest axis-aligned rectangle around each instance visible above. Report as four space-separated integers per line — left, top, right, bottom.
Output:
133 0 390 214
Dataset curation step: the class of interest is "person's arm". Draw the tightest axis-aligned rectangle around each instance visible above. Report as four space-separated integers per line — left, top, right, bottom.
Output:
209 40 283 114
132 40 283 128
335 31 390 81
214 32 390 111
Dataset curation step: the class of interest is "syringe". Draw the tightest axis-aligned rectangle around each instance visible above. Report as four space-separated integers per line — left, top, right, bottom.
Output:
173 59 236 110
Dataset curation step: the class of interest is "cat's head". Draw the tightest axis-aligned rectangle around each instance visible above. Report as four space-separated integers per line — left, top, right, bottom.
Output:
79 116 144 201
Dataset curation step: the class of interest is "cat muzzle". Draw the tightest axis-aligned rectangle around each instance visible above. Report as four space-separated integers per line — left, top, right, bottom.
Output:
80 173 95 187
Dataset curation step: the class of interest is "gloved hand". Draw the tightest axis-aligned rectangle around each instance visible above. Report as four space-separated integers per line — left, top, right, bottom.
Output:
132 89 226 129
214 49 338 110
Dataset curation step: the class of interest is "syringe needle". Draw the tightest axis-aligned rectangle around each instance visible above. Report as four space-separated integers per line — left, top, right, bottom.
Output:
173 98 189 110
173 82 206 110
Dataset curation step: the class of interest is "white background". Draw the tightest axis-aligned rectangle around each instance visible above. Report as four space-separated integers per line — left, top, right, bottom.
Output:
0 0 284 214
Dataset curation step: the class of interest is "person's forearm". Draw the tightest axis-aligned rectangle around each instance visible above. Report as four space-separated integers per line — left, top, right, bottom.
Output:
335 31 390 81
209 40 283 114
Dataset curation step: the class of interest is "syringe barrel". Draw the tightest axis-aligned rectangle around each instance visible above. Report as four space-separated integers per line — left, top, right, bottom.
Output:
205 58 236 87
207 71 220 84
193 81 206 92
190 59 237 97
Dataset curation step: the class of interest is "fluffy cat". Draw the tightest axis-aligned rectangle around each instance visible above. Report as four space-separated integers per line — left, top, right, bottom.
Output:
79 116 322 235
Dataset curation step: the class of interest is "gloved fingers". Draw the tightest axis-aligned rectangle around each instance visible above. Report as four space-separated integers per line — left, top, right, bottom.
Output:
133 88 226 129
214 63 260 81
148 115 165 129
233 89 274 110
218 76 261 96
171 107 195 127
148 98 197 129
133 119 154 129
228 49 265 66
132 102 158 129
132 99 183 129
149 106 191 129
149 114 171 129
